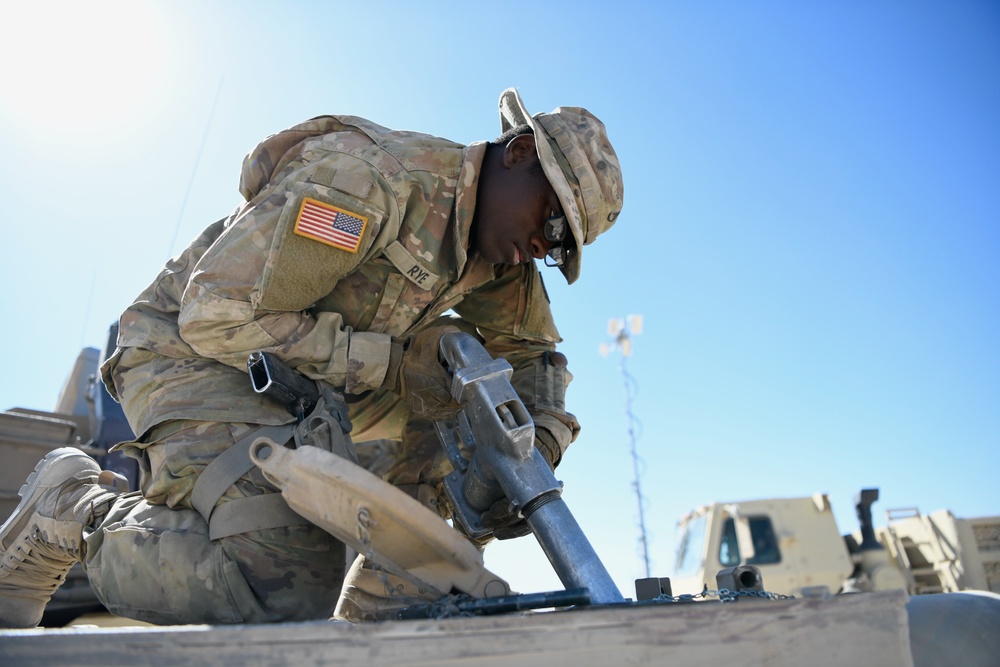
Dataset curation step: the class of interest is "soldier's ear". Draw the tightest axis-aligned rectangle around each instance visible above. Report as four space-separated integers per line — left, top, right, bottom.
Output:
502 134 537 168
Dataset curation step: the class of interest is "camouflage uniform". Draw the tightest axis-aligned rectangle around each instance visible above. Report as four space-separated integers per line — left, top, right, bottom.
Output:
93 113 588 624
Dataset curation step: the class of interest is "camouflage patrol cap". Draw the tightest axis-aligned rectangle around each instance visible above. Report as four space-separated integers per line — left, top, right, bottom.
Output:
499 88 624 284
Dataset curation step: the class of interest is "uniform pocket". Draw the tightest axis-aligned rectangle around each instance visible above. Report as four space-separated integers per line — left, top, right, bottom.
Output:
85 497 247 624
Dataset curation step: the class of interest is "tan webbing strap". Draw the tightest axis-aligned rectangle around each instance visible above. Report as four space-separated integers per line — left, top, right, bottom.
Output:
191 424 296 528
208 493 307 540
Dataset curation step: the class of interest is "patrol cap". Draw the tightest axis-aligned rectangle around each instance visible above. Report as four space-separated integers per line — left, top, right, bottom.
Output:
499 88 624 284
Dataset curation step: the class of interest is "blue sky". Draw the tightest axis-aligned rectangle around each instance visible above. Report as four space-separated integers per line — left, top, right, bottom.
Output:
1 1 997 598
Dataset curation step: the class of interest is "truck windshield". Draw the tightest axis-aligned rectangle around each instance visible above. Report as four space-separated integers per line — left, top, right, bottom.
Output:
719 516 781 566
674 513 707 577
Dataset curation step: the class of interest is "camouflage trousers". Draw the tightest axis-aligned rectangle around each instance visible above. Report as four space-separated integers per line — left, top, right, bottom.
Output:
83 389 450 625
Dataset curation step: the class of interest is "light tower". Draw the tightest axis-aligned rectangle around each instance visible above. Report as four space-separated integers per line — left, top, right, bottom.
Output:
599 315 650 578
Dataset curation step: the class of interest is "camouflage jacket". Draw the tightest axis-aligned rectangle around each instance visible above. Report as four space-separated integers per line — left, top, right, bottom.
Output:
101 115 577 454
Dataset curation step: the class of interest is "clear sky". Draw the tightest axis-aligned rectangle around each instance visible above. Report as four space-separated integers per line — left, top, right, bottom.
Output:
1 1 997 599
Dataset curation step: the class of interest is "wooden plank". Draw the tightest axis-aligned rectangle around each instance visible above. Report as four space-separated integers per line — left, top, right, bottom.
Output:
0 590 912 667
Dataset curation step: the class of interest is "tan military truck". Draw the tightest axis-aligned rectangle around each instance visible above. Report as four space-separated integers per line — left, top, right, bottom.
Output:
672 488 1000 598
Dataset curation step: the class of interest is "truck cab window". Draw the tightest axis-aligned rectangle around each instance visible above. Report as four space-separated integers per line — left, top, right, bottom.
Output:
719 515 781 566
674 513 707 577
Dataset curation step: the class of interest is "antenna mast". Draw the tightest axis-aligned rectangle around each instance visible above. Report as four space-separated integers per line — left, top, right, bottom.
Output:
600 315 650 578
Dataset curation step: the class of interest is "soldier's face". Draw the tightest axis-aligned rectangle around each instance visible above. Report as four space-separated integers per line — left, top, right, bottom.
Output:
472 135 562 267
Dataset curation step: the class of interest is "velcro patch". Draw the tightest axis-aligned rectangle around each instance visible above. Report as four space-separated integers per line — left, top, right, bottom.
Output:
293 197 368 253
383 241 440 290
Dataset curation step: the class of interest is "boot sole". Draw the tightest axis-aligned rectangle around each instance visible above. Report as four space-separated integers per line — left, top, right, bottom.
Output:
0 447 100 551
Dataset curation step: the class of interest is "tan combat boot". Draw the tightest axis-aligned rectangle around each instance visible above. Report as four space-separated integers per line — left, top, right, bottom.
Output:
334 554 444 622
0 447 122 628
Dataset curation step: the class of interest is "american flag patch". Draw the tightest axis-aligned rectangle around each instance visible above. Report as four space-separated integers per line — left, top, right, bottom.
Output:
293 197 368 252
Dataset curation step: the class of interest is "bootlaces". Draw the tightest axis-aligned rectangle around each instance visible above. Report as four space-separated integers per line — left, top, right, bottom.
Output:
1 528 79 595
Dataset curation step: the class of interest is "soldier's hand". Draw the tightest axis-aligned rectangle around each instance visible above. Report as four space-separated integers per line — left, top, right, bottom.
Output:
481 497 532 540
383 325 462 419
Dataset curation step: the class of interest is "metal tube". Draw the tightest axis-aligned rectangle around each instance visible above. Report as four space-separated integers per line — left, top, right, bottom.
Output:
525 499 625 605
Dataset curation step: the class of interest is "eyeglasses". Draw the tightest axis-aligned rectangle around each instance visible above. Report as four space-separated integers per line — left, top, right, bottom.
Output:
543 213 569 267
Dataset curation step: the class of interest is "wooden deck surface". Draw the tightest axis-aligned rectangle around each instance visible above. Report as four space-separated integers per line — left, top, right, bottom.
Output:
0 590 912 667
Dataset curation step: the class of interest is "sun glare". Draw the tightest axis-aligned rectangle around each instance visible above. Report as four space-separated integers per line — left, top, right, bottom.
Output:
0 1 173 137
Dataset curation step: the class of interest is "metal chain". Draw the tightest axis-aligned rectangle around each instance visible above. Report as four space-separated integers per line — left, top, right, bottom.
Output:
426 594 476 620
655 585 795 604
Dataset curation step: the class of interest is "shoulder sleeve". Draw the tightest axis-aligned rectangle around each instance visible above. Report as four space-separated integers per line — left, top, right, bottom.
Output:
254 168 388 312
178 145 401 393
